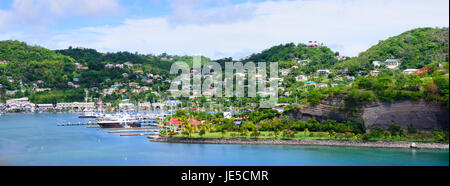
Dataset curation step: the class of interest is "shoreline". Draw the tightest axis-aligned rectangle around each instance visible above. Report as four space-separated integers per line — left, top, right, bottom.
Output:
150 136 449 150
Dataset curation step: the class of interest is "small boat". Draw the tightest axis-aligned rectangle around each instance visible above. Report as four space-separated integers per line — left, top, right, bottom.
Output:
79 112 100 118
97 116 141 128
78 112 102 118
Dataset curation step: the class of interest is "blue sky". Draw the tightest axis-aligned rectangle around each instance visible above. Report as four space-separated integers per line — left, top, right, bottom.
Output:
0 0 449 60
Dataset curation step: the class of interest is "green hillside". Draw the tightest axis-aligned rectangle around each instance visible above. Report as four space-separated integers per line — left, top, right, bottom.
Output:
0 41 76 90
245 42 340 73
336 27 449 74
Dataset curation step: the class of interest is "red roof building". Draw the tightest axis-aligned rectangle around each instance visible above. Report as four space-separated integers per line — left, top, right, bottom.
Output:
165 118 182 124
190 120 204 126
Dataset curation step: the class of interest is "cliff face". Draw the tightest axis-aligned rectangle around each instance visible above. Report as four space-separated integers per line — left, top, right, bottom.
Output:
284 99 449 130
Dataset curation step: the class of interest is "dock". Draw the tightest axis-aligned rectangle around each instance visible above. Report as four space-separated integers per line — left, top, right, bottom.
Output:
120 133 160 136
57 122 98 126
97 127 156 131
108 130 159 134
56 116 163 138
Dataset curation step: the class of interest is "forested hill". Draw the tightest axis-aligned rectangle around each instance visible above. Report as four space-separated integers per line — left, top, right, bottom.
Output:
244 42 341 73
336 27 449 72
0 41 76 89
0 40 73 63
54 48 173 73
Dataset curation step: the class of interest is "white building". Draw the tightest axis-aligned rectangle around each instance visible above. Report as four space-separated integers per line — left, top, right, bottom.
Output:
372 61 383 67
164 100 182 107
6 98 35 112
119 103 135 111
403 69 418 75
385 59 400 70
316 83 329 88
280 69 291 76
37 104 54 111
56 102 95 111
298 60 310 66
317 70 331 75
296 75 308 82
370 70 380 76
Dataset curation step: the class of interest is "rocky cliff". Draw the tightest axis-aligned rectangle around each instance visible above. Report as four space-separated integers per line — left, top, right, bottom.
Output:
284 99 449 130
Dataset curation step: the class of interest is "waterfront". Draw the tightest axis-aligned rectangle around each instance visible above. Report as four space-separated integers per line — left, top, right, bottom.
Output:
0 113 448 166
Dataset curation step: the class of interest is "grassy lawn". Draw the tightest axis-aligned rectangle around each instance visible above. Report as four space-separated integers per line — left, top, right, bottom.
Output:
164 131 443 143
168 131 340 140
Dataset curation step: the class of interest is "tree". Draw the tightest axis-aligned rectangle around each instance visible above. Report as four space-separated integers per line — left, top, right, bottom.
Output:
250 129 261 139
199 127 206 138
388 124 402 136
303 128 310 138
307 89 323 105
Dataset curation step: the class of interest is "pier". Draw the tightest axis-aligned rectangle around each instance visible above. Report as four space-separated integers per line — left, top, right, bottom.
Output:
120 133 160 136
55 115 163 138
97 127 156 131
57 122 98 126
108 130 160 134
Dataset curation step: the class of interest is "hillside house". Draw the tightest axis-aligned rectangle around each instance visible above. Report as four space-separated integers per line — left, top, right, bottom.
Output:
403 69 418 74
317 70 330 75
370 70 380 76
305 81 317 86
385 59 400 70
298 60 310 65
280 69 291 76
334 56 346 61
296 75 308 82
316 83 328 88
372 61 383 67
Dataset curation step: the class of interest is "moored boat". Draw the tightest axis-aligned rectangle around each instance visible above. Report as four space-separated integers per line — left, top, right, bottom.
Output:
97 116 141 128
78 112 98 118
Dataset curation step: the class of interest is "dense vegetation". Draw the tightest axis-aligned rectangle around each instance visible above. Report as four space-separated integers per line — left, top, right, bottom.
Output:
163 110 449 143
336 27 449 75
0 40 76 90
245 43 340 73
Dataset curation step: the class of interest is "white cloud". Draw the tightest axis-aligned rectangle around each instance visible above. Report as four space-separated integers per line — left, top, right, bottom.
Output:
2 0 449 59
0 0 121 31
167 0 257 26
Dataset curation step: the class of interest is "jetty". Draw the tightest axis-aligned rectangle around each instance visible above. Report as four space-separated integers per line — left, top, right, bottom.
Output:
120 133 160 137
108 130 159 134
57 122 98 126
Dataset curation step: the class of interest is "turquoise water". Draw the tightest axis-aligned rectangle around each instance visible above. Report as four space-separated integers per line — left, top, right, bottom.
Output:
0 113 448 166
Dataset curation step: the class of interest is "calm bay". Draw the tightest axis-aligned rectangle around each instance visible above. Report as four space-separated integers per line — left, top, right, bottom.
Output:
0 113 448 166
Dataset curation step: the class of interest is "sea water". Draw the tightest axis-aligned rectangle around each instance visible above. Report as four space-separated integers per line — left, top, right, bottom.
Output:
0 113 448 166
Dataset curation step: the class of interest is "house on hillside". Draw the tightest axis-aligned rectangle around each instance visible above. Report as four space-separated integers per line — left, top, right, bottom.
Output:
298 60 310 66
317 70 330 75
372 61 383 67
280 69 290 76
370 70 380 76
334 56 346 61
305 81 317 86
316 83 328 88
385 59 400 70
403 69 418 75
296 75 308 82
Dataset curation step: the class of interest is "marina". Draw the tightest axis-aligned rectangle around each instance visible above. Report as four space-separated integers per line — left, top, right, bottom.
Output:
56 112 164 137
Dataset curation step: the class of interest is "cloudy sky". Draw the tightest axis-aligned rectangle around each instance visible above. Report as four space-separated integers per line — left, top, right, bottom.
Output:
0 0 448 59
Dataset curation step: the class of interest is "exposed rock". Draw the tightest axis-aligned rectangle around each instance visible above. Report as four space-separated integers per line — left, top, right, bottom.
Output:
362 100 448 130
284 99 449 130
